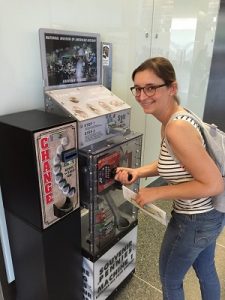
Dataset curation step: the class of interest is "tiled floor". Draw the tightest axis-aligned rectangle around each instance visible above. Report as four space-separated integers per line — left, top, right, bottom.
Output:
113 200 225 300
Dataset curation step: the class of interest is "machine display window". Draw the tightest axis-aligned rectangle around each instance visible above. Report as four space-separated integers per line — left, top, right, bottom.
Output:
79 132 142 259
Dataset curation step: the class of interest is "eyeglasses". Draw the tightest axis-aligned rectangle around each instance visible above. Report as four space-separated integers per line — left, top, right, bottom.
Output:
130 83 167 97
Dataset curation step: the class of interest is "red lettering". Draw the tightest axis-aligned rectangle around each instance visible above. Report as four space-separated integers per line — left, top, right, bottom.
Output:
41 149 49 161
45 193 53 204
40 137 48 149
43 161 50 172
39 136 54 206
44 183 52 194
43 171 51 184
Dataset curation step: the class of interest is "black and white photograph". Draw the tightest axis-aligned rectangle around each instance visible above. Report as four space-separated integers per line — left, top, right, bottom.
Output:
45 33 98 86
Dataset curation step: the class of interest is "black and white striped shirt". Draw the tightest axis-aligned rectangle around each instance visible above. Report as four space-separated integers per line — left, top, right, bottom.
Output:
157 115 213 214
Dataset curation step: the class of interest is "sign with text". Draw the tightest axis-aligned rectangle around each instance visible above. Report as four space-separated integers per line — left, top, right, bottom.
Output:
34 123 79 228
82 226 137 300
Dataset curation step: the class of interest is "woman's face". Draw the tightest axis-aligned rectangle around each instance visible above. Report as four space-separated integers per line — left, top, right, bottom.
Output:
133 69 173 115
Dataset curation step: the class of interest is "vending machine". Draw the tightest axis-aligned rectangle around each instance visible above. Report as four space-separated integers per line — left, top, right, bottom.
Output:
0 110 82 300
39 28 131 149
39 28 143 300
79 132 142 256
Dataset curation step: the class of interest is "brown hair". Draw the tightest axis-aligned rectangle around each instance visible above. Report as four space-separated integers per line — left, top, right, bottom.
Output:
132 57 180 104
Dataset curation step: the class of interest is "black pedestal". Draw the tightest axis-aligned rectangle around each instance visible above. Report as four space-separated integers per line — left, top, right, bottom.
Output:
0 110 82 299
6 210 82 300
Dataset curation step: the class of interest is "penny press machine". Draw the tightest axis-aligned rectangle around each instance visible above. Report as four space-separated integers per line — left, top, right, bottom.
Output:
39 28 143 300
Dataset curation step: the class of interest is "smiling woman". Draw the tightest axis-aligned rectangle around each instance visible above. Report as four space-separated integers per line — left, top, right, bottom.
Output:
115 56 225 300
131 57 180 105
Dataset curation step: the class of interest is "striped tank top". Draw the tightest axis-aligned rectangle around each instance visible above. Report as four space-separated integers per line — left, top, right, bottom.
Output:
157 115 213 214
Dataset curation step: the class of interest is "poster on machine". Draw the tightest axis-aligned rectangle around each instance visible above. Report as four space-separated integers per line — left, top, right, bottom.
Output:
34 122 80 228
43 32 98 86
82 226 137 300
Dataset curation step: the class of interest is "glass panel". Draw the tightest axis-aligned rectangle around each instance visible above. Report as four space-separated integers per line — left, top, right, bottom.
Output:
79 132 142 258
141 0 220 186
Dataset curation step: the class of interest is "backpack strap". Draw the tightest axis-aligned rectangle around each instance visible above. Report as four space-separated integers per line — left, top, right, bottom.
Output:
169 108 203 126
164 108 204 162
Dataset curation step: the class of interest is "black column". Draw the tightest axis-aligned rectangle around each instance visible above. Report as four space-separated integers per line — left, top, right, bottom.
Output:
203 0 225 130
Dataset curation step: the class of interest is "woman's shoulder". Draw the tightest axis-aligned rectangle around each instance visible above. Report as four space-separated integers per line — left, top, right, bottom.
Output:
165 116 203 146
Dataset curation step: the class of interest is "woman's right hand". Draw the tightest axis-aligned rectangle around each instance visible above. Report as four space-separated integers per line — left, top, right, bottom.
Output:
114 167 139 185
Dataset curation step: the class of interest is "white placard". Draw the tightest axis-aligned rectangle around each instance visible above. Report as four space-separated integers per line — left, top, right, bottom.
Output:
122 185 169 226
46 85 130 121
82 226 137 300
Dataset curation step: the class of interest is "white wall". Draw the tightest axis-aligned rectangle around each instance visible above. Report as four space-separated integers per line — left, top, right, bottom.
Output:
0 0 151 117
142 0 220 185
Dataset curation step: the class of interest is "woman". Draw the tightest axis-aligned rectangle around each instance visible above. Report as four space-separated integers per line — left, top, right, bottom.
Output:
115 57 224 300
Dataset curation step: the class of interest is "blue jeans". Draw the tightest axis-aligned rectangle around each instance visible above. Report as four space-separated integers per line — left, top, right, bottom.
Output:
159 209 224 300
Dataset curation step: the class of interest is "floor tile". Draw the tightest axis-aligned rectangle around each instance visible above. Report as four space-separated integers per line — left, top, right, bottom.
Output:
135 211 165 289
215 244 225 299
113 274 162 300
217 226 225 247
183 268 201 300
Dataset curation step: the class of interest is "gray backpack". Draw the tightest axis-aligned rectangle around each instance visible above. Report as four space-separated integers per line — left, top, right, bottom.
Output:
165 108 225 212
